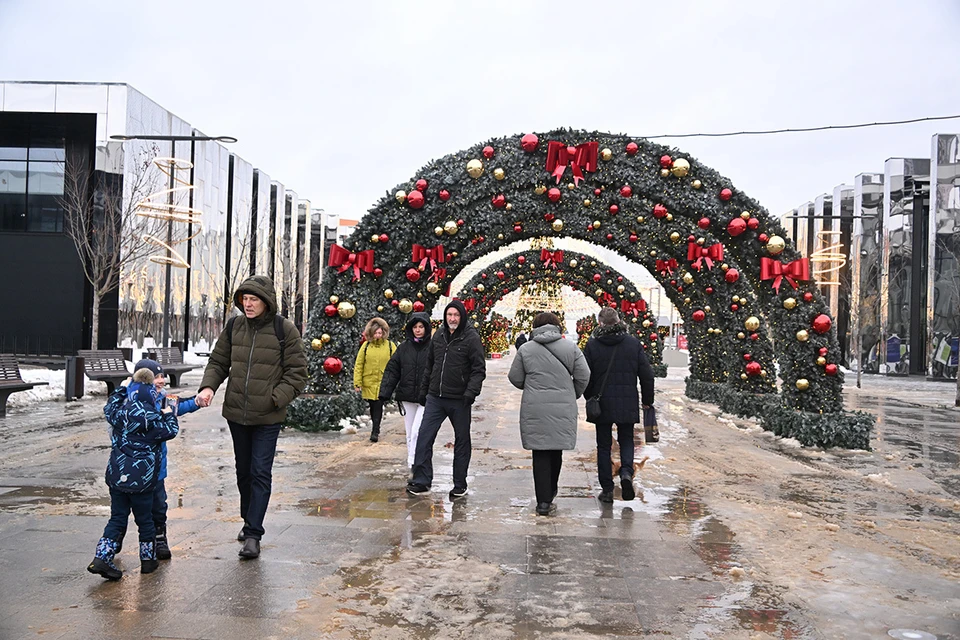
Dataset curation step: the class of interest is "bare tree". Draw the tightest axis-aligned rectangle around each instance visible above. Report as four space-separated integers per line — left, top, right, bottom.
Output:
204 216 253 324
59 146 169 348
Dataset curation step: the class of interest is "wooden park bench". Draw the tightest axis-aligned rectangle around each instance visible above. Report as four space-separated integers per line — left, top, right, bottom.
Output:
0 353 49 417
146 347 199 387
77 349 130 394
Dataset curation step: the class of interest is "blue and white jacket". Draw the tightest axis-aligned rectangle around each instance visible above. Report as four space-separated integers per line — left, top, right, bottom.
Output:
103 384 179 494
153 388 199 481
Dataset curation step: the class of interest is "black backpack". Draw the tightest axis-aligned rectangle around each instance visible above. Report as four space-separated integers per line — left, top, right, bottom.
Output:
225 315 287 363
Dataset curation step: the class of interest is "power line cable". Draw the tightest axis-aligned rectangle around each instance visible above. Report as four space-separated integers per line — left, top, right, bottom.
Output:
640 114 960 139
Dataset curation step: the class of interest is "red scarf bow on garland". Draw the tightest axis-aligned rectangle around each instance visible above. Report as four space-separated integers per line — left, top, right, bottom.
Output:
760 257 810 293
460 299 476 312
540 249 564 268
687 241 724 271
545 141 598 186
620 299 648 316
412 244 446 272
655 258 678 276
328 245 374 281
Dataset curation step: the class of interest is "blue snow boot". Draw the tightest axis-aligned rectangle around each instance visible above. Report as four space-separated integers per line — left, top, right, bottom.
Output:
87 537 122 580
139 541 159 574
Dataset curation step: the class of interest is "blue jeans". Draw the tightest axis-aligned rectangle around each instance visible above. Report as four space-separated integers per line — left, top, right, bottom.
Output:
596 422 635 492
410 395 472 490
103 488 155 542
229 421 282 540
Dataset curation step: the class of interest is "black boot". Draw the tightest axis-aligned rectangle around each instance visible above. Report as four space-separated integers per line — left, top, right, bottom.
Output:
370 427 380 443
139 541 159 574
155 525 172 560
239 537 260 559
621 471 635 501
87 537 122 580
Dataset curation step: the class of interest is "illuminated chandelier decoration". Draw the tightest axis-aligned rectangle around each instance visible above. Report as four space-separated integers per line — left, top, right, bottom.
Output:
809 231 846 286
136 157 203 268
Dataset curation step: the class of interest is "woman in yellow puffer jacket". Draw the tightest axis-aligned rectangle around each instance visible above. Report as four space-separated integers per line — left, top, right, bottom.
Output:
354 317 395 442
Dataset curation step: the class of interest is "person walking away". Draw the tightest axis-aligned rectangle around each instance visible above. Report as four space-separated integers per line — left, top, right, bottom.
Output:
508 312 590 516
195 274 308 559
582 307 655 504
406 300 486 499
353 317 395 442
378 312 432 467
87 367 179 580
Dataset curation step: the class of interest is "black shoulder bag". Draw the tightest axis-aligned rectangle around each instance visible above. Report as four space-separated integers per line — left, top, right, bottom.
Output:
585 344 618 422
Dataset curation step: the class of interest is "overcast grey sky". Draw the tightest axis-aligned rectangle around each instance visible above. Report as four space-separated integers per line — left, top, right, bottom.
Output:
2 0 959 220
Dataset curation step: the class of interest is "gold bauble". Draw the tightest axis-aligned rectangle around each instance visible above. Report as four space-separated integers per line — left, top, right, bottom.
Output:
740 211 751 220
671 158 690 177
796 329 809 342
426 281 440 294
567 182 576 190
493 167 505 181
670 232 681 243
497 233 504 240
617 285 625 294
737 332 746 339
606 279 613 285
443 220 459 235
466 159 484 178
601 148 613 161
310 338 323 351
417 292 423 299
337 301 356 319
595 289 603 297
395 190 406 203
744 316 761 331
696 237 705 245
783 297 797 310
766 235 786 255
682 272 695 285
377 305 384 312
590 261 596 266
649 250 657 257
534 185 547 195
329 295 339 305
732 296 740 303
476 283 485 293
660 168 670 177
684 297 691 304
632 317 638 323
642 320 651 328
721 263 729 271
741 373 748 380
321 333 331 344
796 378 810 391
569 259 578 268
552 219 564 232
593 220 601 229
761 370 767 377
692 179 702 189
434 226 444 237
704 306 712 314
666 213 674 221
583 199 591 206
505 203 513 210
817 356 827 366
384 289 394 299
370 234 380 243
398 298 414 314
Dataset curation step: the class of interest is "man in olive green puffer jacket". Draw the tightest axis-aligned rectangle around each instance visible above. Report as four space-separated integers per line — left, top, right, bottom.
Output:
196 275 307 559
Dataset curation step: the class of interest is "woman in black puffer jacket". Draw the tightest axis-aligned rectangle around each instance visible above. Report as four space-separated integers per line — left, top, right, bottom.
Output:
378 312 432 467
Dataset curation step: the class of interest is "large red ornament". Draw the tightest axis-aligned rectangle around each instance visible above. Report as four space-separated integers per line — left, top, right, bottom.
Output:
825 363 838 376
439 189 451 201
659 155 673 168
719 188 733 201
324 304 338 317
626 142 639 156
491 194 506 209
496 271 505 279
746 361 762 376
406 190 425 209
727 218 747 237
747 217 759 230
698 217 711 230
517 255 526 264
812 314 832 334
406 268 421 283
692 309 706 322
619 185 633 198
609 204 619 215
520 133 539 152
653 204 668 218
413 301 425 312
322 357 343 375
725 268 740 283
415 178 428 192
547 188 562 202
593 273 601 282
482 145 495 159
649 334 658 341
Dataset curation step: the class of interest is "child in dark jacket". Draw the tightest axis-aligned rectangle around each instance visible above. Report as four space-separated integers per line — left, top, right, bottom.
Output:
87 367 179 580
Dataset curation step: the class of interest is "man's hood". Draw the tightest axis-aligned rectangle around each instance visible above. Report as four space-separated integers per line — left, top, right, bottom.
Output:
593 322 628 346
531 324 563 344
444 300 469 338
405 312 432 343
233 275 278 317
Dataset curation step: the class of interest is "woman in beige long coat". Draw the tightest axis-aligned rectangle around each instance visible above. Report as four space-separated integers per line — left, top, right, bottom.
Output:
354 317 395 442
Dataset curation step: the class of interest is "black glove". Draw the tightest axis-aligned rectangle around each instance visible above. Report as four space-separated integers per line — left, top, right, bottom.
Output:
417 395 427 407
463 395 476 407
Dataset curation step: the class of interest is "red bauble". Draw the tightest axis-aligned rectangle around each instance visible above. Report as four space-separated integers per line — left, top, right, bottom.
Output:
619 185 633 198
653 204 668 218
373 268 383 278
322 357 343 375
743 353 751 361
629 234 638 243
719 188 733 201
617 276 623 282
491 194 506 209
593 273 601 282
415 178 428 192
606 233 613 240
747 217 760 230
482 145 495 159
547 188 562 203
514 225 522 233
758 233 769 243
481 273 488 279
609 204 619 215
825 363 838 376
379 233 389 243
594 188 602 196
750 333 759 341
413 301 425 312
406 268 421 283
725 268 740 283
649 334 658 341
520 133 539 152
727 218 747 237
391 299 399 307
746 361 762 376
692 309 706 322
439 189 451 201
812 314 832 334
670 280 677 286
818 347 828 356
698 217 711 230
544 213 555 222
324 304 338 317
731 304 739 311
517 255 526 264
626 142 639 156
457 219 464 226
659 155 673 168
406 190 425 209
803 292 814 303
496 271 505 279
705 287 714 294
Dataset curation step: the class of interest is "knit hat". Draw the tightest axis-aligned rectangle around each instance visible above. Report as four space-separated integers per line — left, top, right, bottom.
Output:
134 359 164 376
134 383 158 406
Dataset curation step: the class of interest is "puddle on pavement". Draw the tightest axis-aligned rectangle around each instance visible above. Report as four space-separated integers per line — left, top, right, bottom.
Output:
0 484 109 511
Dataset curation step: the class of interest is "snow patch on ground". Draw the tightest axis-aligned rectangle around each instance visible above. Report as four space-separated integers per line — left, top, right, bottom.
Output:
10 368 110 408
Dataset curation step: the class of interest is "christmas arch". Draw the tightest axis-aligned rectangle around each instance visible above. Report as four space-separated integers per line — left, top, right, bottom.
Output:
289 129 873 449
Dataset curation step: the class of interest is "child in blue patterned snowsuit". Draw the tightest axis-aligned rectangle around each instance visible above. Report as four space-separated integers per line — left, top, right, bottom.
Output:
87 367 179 580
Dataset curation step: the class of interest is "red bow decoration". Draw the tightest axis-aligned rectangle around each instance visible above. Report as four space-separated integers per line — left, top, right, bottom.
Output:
687 241 724 271
545 141 598 186
461 299 476 312
431 267 447 283
760 257 810 293
540 249 564 268
412 244 446 272
598 292 615 306
328 244 374 281
620 299 648 316
655 258 678 276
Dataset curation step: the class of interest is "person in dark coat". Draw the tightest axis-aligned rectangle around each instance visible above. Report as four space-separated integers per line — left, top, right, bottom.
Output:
582 307 655 504
514 332 528 350
406 300 486 499
378 312 432 467
508 313 590 516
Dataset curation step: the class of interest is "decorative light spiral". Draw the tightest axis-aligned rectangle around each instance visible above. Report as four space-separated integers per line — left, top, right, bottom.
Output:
809 230 846 286
136 157 204 268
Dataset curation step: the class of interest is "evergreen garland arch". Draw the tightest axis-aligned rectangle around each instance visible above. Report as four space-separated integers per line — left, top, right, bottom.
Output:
292 129 872 448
